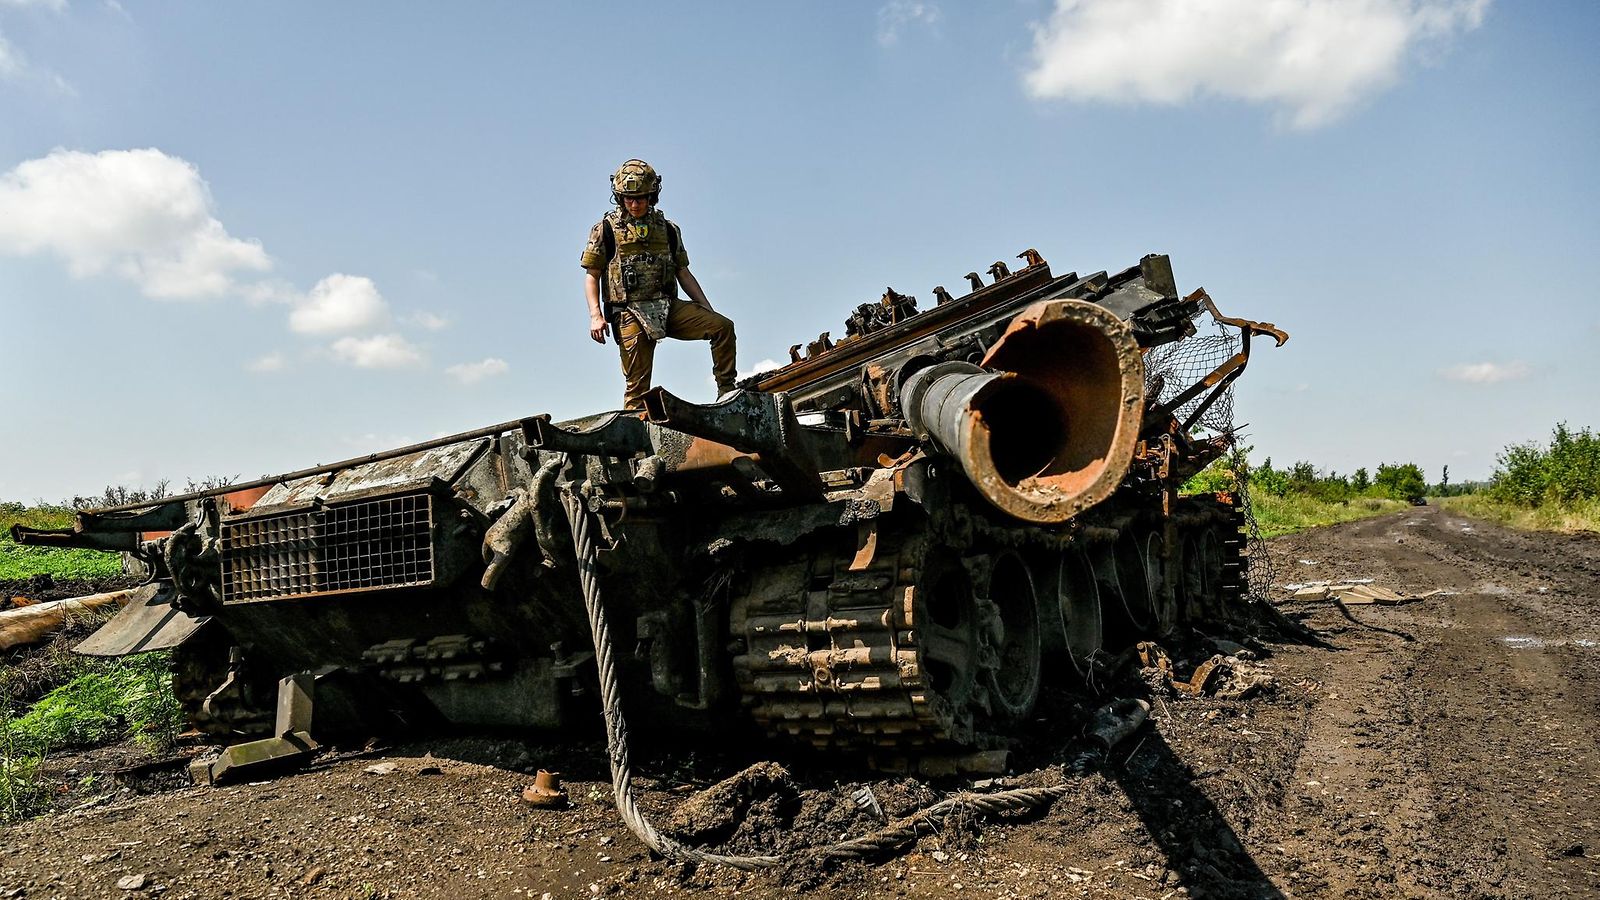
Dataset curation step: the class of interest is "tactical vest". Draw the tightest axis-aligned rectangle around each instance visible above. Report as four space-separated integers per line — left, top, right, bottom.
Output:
602 209 679 340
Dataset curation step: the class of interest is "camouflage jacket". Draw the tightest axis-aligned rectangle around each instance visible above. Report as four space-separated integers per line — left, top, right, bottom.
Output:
580 209 689 340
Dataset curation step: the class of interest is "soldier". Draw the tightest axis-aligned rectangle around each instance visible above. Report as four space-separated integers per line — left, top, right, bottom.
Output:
581 159 737 410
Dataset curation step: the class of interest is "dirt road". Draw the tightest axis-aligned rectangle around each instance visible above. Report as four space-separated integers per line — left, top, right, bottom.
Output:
2 504 1596 899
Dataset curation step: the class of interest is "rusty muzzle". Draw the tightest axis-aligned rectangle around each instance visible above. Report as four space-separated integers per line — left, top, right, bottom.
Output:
900 299 1144 523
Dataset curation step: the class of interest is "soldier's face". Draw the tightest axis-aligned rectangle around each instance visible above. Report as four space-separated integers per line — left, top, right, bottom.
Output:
622 195 651 217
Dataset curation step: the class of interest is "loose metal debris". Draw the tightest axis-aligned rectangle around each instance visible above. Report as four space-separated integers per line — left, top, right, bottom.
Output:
1281 582 1447 605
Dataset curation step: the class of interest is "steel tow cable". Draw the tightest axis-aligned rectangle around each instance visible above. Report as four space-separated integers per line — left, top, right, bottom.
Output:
561 487 1146 869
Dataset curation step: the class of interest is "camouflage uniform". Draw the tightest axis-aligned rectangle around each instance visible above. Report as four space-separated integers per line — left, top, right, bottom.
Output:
581 192 736 410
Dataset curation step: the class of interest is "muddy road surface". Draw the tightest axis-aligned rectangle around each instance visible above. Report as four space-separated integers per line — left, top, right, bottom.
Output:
2 504 1597 899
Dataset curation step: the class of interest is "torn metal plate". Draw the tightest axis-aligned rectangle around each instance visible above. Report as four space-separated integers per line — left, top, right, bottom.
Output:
255 439 489 508
75 583 210 656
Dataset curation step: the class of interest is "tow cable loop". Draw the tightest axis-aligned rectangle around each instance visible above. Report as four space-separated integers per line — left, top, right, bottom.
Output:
562 488 780 871
561 486 1148 869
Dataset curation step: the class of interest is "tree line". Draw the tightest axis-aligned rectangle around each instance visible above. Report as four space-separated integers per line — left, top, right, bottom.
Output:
1186 422 1596 512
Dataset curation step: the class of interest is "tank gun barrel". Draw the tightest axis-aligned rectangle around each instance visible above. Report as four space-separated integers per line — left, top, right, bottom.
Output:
899 299 1145 524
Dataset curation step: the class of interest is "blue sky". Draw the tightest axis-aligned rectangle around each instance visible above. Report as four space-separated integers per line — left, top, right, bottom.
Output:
1 0 1595 501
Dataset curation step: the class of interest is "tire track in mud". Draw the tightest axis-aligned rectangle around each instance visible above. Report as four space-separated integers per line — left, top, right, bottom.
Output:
1269 505 1600 899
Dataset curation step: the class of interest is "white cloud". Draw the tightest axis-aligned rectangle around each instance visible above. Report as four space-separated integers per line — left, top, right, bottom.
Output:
444 357 509 384
329 333 423 369
1023 0 1490 129
0 148 271 298
403 310 449 330
246 352 287 373
0 0 70 11
0 30 23 79
738 358 783 381
877 1 940 46
1439 361 1529 384
289 273 387 334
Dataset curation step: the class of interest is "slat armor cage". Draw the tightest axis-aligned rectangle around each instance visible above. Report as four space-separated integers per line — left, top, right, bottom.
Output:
219 493 436 602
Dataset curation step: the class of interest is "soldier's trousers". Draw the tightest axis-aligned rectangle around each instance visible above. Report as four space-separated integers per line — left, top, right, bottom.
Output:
616 299 737 410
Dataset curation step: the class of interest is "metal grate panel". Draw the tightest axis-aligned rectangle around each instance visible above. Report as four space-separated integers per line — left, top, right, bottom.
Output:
220 493 435 602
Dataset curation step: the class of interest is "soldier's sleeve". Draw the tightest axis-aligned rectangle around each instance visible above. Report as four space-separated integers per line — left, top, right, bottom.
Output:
579 220 607 270
670 221 689 270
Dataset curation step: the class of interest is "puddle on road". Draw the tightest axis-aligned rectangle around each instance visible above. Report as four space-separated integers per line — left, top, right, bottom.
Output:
1499 636 1598 651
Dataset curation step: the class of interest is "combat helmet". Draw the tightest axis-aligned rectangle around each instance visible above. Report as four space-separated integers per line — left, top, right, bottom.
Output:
612 159 661 204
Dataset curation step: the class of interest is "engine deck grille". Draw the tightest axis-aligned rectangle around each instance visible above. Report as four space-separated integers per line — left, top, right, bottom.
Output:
220 493 435 602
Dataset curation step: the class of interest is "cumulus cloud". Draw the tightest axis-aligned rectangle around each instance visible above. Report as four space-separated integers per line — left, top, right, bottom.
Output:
1439 361 1529 384
246 352 287 373
0 148 271 298
1023 0 1490 129
403 310 449 330
289 274 387 334
877 1 940 46
329 333 424 369
444 357 509 385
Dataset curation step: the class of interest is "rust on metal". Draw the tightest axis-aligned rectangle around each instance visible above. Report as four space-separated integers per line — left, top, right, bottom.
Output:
40 248 1285 781
752 263 1055 394
521 770 568 808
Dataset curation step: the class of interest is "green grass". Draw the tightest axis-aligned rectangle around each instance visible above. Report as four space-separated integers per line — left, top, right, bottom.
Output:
0 702 48 821
0 504 181 822
2 652 181 753
1439 494 1600 534
1250 493 1408 538
0 503 123 581
0 652 182 822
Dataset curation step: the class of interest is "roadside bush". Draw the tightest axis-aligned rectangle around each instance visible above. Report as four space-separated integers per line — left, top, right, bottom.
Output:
1180 445 1420 536
1373 463 1427 505
1489 423 1600 508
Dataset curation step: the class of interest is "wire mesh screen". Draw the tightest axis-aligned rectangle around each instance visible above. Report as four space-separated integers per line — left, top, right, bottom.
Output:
220 493 436 602
1147 310 1279 601
1142 317 1240 434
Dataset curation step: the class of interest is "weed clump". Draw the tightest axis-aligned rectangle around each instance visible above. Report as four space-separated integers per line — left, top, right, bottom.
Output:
0 652 183 822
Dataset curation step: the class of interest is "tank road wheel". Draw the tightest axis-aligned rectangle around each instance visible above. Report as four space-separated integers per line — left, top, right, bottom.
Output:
1094 529 1155 644
1142 529 1178 636
1177 532 1206 622
980 551 1042 723
913 555 981 715
1055 547 1103 679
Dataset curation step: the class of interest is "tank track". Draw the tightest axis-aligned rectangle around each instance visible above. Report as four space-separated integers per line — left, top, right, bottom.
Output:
730 526 963 752
728 495 1252 755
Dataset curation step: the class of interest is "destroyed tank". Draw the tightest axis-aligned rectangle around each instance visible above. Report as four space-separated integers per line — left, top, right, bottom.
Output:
15 250 1286 779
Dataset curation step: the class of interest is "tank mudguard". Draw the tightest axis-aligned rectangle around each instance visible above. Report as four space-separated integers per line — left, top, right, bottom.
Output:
74 583 211 657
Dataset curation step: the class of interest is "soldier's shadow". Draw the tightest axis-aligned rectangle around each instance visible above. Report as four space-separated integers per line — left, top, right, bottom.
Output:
1105 725 1288 900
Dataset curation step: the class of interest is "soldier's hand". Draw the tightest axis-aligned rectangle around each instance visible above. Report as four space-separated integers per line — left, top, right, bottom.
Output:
589 314 609 344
